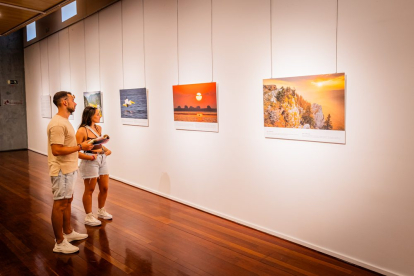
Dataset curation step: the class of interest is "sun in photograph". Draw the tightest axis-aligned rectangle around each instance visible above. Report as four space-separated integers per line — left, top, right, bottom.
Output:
173 82 217 123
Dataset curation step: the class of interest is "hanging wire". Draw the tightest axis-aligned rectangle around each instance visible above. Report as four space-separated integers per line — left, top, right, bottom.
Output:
57 32 61 92
98 12 102 92
83 20 88 91
121 0 125 89
176 0 180 84
336 0 339 73
68 29 74 121
68 29 72 93
211 0 213 82
270 0 273 78
65 29 74 120
39 42 43 95
47 38 51 95
142 0 147 88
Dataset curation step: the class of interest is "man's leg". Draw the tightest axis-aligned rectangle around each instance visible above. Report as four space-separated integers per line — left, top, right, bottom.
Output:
52 198 79 253
51 171 82 253
52 199 70 244
61 170 89 242
62 194 88 242
63 196 74 235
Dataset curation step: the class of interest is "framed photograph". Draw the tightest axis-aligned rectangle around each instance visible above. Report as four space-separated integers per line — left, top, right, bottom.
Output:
263 73 345 144
41 95 52 118
84 91 103 123
119 88 148 126
173 82 218 132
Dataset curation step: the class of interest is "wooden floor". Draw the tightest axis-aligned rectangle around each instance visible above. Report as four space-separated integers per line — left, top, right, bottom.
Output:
0 150 380 276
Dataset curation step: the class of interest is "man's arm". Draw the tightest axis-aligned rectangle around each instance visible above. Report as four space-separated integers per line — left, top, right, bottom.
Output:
51 141 94 156
49 125 94 156
51 144 80 156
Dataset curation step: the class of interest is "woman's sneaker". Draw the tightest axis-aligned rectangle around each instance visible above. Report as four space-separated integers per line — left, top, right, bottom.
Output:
53 238 79 254
63 230 88 242
84 213 102 226
97 207 112 220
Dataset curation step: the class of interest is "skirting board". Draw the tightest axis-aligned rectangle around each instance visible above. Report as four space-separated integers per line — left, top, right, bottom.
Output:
28 148 397 276
29 148 47 156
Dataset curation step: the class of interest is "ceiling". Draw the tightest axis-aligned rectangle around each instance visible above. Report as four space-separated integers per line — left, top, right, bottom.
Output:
0 0 74 36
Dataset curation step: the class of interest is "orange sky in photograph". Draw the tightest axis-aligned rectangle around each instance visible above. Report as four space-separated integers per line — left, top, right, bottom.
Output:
173 82 217 108
264 73 345 130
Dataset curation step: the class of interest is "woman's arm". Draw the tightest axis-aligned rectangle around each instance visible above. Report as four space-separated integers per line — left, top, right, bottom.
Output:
76 128 95 160
96 125 102 136
103 145 112 156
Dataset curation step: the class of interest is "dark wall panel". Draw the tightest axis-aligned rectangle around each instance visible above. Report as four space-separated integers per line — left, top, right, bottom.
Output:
0 30 28 151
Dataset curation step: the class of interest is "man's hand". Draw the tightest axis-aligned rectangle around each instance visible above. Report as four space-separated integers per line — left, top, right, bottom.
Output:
81 140 94 151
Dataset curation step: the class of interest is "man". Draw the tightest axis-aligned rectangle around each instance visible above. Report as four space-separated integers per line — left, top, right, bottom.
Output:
47 91 94 253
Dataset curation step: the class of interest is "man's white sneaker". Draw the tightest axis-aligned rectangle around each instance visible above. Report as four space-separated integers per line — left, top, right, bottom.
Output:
84 213 102 226
53 238 79 254
63 230 88 242
97 207 112 220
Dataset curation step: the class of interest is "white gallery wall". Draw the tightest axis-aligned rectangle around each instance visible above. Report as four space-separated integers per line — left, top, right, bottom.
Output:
24 0 414 275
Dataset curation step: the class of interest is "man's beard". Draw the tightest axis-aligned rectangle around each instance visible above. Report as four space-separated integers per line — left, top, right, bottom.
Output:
67 107 75 114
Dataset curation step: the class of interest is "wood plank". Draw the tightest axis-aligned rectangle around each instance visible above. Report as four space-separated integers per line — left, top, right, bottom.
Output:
0 5 37 34
0 150 382 276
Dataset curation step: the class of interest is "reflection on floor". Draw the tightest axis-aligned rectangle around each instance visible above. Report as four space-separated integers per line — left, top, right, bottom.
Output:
0 150 380 276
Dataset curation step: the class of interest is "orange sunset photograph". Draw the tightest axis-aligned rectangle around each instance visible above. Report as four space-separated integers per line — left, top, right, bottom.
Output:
263 73 345 131
173 82 217 123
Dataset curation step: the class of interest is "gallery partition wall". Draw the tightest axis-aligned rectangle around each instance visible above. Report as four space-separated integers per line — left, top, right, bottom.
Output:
23 0 414 275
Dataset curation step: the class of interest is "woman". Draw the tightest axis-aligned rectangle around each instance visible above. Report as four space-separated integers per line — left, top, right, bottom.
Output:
76 106 112 226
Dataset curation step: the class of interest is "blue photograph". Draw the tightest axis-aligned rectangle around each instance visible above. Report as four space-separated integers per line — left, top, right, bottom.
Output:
120 88 148 120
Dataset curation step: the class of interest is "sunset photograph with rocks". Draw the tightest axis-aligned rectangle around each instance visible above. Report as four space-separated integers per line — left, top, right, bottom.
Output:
263 73 345 131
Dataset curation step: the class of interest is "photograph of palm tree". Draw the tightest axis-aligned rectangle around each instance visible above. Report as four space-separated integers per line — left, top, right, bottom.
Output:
263 73 345 131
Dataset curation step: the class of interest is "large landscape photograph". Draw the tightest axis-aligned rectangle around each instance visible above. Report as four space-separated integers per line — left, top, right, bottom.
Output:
263 73 345 131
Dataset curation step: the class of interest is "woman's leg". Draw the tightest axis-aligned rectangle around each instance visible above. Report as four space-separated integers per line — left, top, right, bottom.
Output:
97 175 109 209
83 178 98 214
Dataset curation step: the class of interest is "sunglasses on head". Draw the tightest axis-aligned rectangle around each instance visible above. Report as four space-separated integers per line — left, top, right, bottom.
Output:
64 94 75 101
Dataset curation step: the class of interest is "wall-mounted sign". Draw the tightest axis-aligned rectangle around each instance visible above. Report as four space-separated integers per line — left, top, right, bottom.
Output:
3 99 23 105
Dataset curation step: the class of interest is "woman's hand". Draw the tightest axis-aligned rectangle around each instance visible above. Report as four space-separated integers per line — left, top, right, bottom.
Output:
104 149 112 156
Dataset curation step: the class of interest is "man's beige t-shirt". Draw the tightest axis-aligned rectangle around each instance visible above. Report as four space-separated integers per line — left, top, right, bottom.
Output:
47 115 78 176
